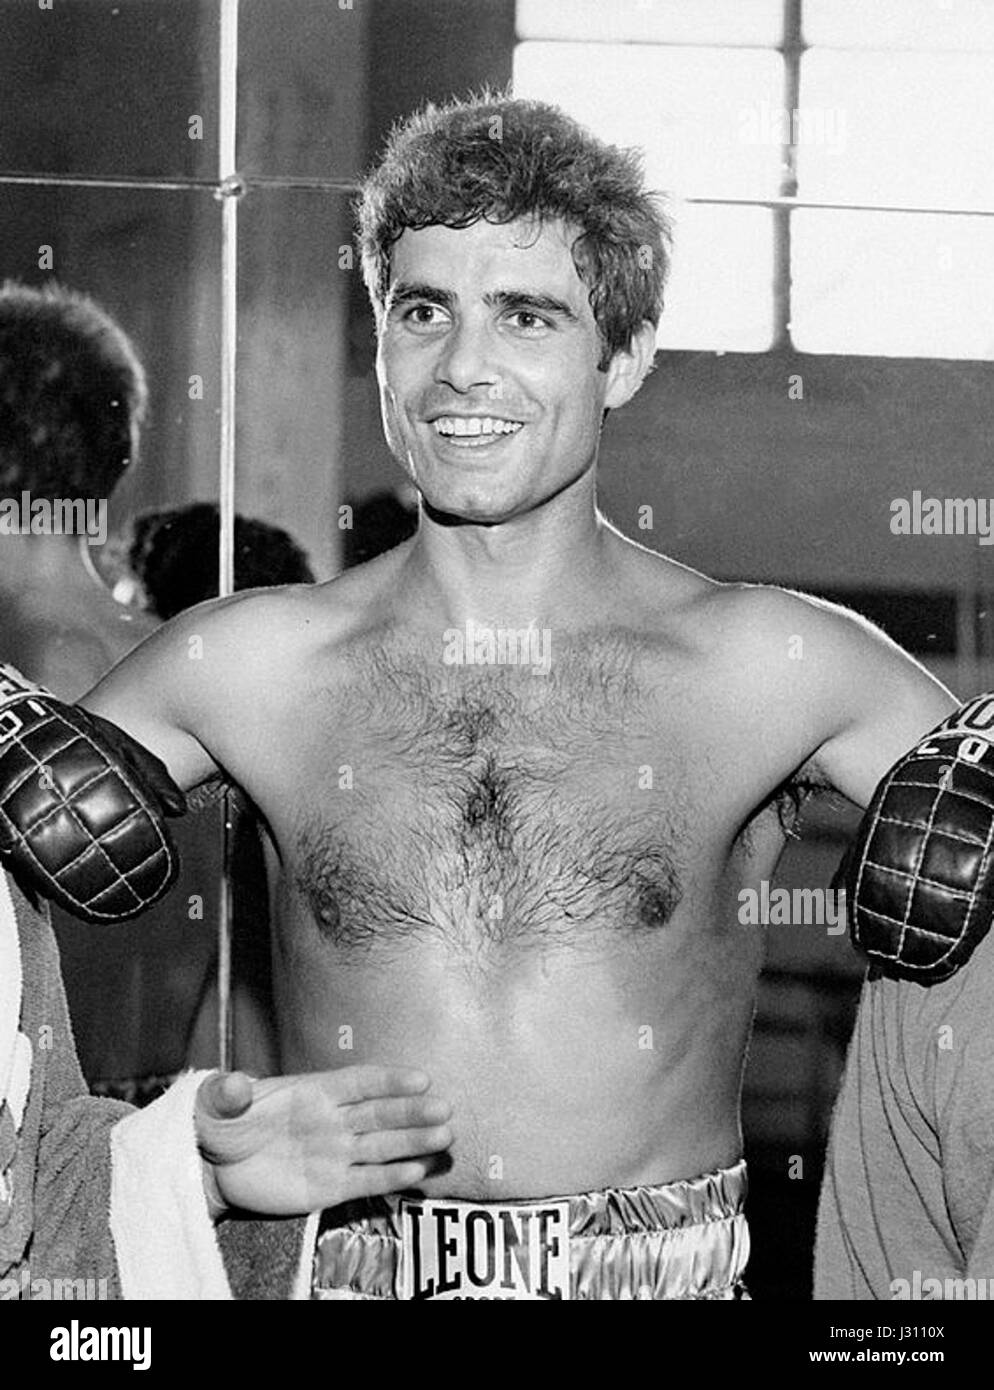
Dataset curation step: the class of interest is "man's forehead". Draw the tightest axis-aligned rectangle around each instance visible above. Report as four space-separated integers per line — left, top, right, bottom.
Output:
387 217 587 297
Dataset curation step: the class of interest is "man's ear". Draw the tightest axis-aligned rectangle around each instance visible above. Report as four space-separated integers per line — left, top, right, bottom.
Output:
603 320 658 409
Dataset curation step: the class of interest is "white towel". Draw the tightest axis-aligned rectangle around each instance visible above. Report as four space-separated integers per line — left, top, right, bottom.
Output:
0 873 32 1206
110 1070 233 1299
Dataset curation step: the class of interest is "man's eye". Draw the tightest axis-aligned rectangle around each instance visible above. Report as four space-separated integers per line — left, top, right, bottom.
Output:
404 304 447 327
507 310 550 332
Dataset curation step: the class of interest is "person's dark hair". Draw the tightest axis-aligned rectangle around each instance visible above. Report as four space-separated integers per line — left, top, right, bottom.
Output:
342 491 418 568
128 502 315 620
0 280 147 500
357 93 671 369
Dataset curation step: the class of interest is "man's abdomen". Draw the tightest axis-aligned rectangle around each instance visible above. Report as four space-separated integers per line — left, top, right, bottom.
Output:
274 924 758 1198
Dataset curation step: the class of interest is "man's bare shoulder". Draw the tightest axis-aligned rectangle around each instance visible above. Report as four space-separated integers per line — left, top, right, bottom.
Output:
81 563 403 787
654 575 916 674
692 581 879 651
703 582 948 690
594 534 949 706
610 539 874 662
125 558 400 670
618 549 952 756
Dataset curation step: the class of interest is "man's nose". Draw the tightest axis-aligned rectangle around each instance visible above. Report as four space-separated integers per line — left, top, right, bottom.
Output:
434 317 499 394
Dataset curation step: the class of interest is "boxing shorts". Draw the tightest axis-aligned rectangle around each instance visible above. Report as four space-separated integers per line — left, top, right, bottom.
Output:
310 1160 750 1300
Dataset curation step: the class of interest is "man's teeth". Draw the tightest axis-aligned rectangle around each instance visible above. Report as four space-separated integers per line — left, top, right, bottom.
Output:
433 417 523 438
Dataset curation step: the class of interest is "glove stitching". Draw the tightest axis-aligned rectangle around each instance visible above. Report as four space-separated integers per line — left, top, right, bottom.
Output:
958 793 994 955
0 711 175 918
889 776 994 811
0 777 156 861
852 728 994 978
0 721 153 836
856 901 969 942
857 783 994 974
909 768 958 922
854 764 907 951
856 764 947 967
5 822 170 913
0 756 125 832
871 813 992 841
858 863 978 901
0 713 125 803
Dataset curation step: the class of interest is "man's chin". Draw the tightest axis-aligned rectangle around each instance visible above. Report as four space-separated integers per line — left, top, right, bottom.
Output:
420 496 510 528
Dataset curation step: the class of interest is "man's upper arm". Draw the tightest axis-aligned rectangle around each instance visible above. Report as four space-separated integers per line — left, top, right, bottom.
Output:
801 597 957 807
725 586 958 809
78 601 233 791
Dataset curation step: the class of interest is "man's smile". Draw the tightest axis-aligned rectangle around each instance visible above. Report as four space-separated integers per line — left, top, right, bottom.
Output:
428 415 525 448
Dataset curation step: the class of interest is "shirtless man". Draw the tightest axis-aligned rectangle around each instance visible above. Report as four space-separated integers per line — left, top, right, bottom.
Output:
58 97 955 1299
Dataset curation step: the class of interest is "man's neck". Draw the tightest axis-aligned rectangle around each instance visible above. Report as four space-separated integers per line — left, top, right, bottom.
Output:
401 487 616 631
0 533 99 595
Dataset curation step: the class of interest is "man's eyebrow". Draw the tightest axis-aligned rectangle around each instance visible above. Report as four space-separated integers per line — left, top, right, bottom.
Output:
485 290 578 321
385 282 455 313
384 282 578 323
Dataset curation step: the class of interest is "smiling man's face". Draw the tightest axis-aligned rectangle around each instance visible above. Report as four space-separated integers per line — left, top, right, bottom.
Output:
375 216 638 525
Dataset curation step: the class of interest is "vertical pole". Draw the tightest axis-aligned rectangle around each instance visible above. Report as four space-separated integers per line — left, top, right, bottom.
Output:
773 0 803 347
216 0 240 1072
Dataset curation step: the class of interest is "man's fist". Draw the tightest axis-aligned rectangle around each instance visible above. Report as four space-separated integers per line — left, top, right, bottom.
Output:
846 692 994 983
0 664 186 922
194 1066 453 1217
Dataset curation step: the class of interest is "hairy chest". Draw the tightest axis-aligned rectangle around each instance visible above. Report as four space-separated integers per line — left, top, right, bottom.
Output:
271 636 742 953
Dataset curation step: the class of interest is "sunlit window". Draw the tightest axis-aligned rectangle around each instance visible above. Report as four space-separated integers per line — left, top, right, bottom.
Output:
791 211 994 359
514 0 994 360
803 0 994 52
512 40 781 352
516 0 784 48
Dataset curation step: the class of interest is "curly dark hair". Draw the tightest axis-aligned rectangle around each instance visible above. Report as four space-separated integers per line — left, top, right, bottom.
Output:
128 502 315 620
357 93 671 369
0 280 147 500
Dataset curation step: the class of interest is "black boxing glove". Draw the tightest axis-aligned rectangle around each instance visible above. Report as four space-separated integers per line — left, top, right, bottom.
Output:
845 692 994 983
0 663 186 923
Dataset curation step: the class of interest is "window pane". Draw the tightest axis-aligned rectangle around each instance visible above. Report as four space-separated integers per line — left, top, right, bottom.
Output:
798 51 994 206
513 43 785 198
658 205 775 352
804 0 994 51
0 0 219 180
237 0 366 181
0 183 222 508
517 0 783 46
238 188 358 579
791 210 994 359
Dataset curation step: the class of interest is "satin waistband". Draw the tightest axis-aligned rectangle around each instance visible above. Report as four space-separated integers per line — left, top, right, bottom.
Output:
311 1159 750 1300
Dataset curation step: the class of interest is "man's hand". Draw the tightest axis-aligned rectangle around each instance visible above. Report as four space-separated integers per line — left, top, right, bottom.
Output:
194 1067 452 1218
